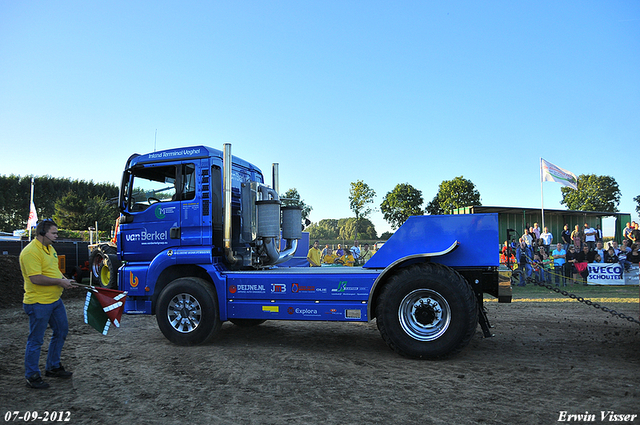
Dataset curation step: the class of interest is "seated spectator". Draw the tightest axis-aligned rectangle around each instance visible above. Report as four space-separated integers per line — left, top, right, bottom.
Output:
595 242 606 263
576 245 596 263
322 249 337 265
342 249 355 267
610 241 621 255
604 247 618 264
628 243 640 265
576 245 596 285
618 240 631 272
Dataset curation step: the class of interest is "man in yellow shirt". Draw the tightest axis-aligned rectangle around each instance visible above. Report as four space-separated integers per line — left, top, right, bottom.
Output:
20 219 77 389
306 240 322 267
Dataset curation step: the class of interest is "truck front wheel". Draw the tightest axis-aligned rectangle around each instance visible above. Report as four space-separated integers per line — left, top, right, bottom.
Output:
156 277 222 346
376 263 477 359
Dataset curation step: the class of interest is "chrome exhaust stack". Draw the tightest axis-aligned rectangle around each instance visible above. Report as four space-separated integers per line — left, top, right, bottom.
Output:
223 143 238 265
223 143 301 268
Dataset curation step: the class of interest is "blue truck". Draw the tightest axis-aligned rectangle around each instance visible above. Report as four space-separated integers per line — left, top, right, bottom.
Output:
98 143 511 359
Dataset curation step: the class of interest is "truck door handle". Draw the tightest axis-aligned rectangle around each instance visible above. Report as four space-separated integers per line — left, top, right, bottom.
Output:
170 227 181 239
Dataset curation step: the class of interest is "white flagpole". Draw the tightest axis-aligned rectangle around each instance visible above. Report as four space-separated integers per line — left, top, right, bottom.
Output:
29 178 35 240
540 158 545 231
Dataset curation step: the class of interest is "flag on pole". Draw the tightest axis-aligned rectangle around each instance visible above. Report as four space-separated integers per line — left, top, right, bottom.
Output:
27 201 38 229
541 158 578 190
83 287 128 335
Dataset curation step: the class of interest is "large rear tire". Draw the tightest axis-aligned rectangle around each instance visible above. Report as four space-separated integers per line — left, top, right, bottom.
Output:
376 263 477 359
156 277 222 346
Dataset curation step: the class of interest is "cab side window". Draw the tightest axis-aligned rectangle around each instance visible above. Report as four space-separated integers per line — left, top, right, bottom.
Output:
180 164 196 201
129 165 177 211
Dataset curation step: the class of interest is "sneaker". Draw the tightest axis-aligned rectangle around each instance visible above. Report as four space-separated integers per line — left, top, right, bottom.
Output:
45 365 73 379
26 374 50 389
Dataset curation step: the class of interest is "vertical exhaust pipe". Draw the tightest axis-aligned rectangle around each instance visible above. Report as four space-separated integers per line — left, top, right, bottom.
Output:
272 163 279 194
223 143 237 265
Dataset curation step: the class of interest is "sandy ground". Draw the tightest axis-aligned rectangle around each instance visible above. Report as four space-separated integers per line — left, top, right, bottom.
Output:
1 294 639 425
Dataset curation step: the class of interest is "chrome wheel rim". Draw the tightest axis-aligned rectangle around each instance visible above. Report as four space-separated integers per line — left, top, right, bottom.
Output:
398 289 451 341
167 293 202 333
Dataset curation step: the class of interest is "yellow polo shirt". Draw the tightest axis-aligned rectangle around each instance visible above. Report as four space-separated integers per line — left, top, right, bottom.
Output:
19 238 64 304
307 247 322 267
323 254 336 264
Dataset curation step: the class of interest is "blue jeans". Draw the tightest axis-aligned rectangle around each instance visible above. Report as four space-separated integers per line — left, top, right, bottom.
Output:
554 265 566 285
23 299 69 379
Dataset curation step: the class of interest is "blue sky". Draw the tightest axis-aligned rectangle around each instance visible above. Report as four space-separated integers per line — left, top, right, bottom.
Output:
1 1 638 236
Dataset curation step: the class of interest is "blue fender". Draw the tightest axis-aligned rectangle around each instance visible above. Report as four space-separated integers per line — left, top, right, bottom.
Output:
364 213 499 269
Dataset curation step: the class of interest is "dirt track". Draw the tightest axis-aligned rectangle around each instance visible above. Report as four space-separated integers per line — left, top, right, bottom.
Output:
1 294 639 425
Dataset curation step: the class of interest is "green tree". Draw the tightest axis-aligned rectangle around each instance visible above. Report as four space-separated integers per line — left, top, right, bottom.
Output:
380 231 393 240
281 188 312 221
348 180 376 241
307 219 339 240
425 176 481 215
632 195 639 216
380 183 424 229
0 175 119 232
560 174 620 213
53 192 119 231
338 217 377 241
53 191 87 229
84 195 120 232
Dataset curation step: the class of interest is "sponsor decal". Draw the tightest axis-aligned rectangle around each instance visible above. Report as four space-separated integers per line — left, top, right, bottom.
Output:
271 283 286 293
291 283 327 293
331 281 361 294
155 205 176 219
167 250 173 256
293 308 319 316
147 148 202 160
129 271 139 288
262 306 279 313
230 284 266 294
288 307 295 314
587 264 623 284
124 228 169 245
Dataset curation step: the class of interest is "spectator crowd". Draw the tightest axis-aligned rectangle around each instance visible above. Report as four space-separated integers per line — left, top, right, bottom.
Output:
501 221 640 286
307 240 375 267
